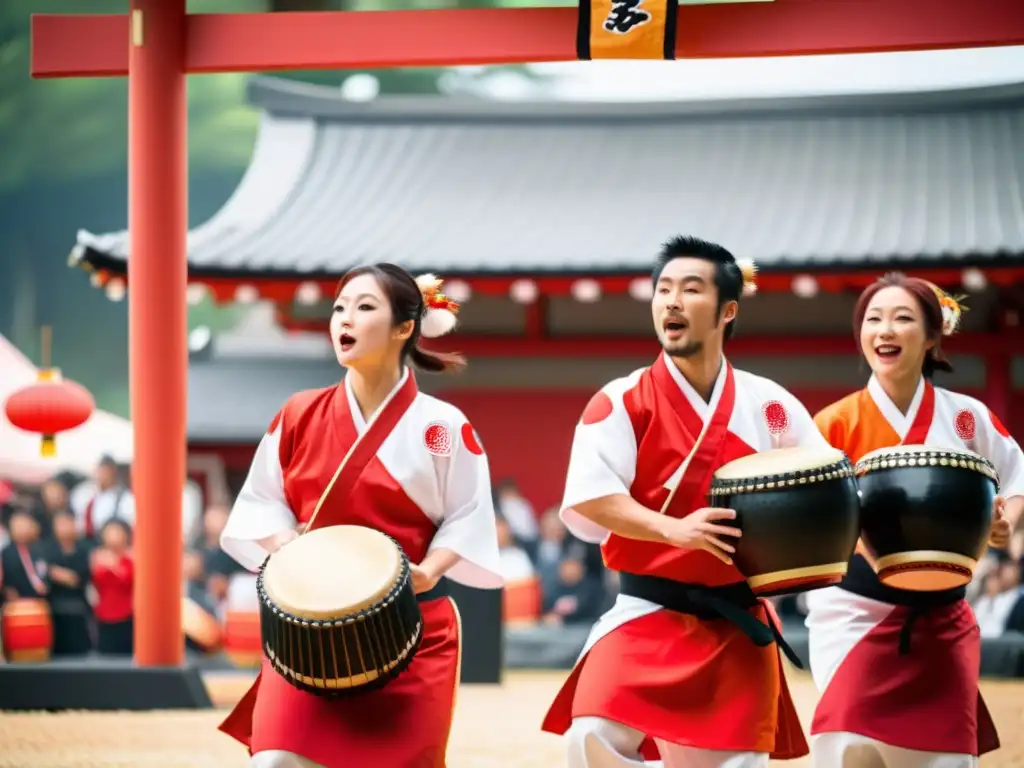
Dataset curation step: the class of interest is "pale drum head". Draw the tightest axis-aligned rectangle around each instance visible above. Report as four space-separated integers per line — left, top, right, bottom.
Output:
262 525 403 620
713 445 848 481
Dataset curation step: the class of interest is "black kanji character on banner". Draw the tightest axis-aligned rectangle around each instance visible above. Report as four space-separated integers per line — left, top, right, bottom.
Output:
603 0 652 34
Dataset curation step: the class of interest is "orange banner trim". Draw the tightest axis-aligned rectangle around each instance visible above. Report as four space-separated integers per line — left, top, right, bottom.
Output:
577 0 678 60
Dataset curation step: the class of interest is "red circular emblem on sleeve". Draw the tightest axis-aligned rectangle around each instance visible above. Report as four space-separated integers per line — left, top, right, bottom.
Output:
988 408 1010 439
954 409 976 441
461 422 484 456
762 400 790 435
581 392 614 426
424 421 453 456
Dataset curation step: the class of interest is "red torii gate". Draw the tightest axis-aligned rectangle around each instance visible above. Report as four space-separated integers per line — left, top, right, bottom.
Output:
29 0 1024 671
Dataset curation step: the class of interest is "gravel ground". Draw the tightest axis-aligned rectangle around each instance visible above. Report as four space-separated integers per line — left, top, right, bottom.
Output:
0 670 1021 767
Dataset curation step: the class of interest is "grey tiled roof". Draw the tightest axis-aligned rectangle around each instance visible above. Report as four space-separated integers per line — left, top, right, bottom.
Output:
75 77 1024 277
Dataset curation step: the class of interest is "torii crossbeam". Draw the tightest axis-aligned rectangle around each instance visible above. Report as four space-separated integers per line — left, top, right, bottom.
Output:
28 0 1024 674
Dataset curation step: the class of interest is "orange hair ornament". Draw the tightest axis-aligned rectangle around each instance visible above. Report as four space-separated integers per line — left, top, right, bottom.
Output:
926 282 966 337
736 259 758 298
415 273 460 339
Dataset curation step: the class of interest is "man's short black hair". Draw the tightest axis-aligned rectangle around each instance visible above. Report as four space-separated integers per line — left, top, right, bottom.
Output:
651 235 744 341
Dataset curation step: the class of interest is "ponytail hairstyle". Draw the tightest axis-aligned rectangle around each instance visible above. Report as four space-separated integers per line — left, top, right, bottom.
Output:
852 272 965 379
334 263 465 374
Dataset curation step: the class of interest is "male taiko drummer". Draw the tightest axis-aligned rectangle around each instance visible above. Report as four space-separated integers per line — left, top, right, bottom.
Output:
541 236 833 767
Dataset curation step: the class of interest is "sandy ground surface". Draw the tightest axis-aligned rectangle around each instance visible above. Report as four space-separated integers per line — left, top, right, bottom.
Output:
1 670 1023 767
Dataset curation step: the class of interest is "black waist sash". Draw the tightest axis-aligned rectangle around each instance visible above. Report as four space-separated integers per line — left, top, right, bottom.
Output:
417 578 450 604
619 572 803 669
840 555 965 654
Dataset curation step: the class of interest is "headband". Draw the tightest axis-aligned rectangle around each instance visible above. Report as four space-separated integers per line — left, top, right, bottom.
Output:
414 273 460 339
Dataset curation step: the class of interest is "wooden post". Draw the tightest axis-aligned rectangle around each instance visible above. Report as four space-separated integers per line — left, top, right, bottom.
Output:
128 0 188 666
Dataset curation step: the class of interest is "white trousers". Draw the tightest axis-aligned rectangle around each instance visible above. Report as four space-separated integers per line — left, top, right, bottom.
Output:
249 750 326 768
811 733 979 768
566 717 768 768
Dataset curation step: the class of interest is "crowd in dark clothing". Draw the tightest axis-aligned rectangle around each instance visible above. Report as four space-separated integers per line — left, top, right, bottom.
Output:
1 475 136 658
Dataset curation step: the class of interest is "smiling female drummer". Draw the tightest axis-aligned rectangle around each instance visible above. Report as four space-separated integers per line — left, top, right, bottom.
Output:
805 273 1024 767
217 264 503 768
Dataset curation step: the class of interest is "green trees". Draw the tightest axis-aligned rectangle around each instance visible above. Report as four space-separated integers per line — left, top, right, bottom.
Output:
0 0 531 414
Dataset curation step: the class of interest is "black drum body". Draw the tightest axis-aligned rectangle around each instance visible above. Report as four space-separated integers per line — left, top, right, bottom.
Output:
257 527 425 698
709 448 861 597
855 446 998 592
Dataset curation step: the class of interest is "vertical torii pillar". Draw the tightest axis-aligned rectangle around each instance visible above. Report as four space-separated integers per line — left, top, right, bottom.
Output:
128 0 187 667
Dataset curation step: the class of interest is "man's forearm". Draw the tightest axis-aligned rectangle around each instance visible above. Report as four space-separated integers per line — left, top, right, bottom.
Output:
574 494 670 543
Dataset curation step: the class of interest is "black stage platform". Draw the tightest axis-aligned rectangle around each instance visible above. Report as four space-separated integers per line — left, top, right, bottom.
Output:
0 584 501 711
0 657 213 711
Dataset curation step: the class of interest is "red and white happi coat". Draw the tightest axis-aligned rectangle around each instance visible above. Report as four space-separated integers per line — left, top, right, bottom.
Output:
218 369 502 768
807 375 1024 757
541 353 831 760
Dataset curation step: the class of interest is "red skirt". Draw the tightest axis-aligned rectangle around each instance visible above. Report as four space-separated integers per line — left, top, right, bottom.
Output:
220 597 462 768
811 598 998 756
541 604 808 760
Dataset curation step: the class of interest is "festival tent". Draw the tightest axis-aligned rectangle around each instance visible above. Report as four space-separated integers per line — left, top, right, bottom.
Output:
0 334 133 485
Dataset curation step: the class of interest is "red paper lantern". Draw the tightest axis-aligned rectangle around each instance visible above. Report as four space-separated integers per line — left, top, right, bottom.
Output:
4 370 95 457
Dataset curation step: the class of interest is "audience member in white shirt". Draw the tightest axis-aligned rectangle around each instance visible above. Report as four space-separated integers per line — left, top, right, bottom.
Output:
496 478 539 560
973 558 1023 638
496 516 535 584
70 455 135 539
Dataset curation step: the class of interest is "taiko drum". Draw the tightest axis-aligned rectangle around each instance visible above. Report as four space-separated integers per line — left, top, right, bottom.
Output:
257 525 424 697
1 598 54 663
708 446 862 597
181 596 223 653
223 610 262 668
855 445 998 591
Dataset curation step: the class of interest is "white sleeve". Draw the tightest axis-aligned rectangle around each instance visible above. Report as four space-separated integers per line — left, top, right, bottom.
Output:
768 385 833 451
119 492 137 528
69 480 94 525
974 405 1024 501
560 383 638 543
220 424 297 572
427 422 504 589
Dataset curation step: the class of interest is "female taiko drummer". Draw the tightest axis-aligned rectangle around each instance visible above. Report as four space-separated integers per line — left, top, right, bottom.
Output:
217 263 503 768
805 272 1024 767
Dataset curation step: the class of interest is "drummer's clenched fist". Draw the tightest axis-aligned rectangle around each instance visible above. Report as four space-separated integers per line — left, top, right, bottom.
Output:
988 497 1011 549
660 508 741 565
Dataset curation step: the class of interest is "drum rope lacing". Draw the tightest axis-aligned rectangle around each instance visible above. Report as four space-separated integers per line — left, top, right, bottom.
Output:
256 530 426 697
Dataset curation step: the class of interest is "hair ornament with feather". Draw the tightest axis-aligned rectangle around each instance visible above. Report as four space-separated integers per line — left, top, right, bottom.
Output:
736 259 758 298
415 273 460 339
925 282 966 337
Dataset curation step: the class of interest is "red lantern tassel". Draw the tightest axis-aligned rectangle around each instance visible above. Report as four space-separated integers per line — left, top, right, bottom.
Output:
40 434 56 458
